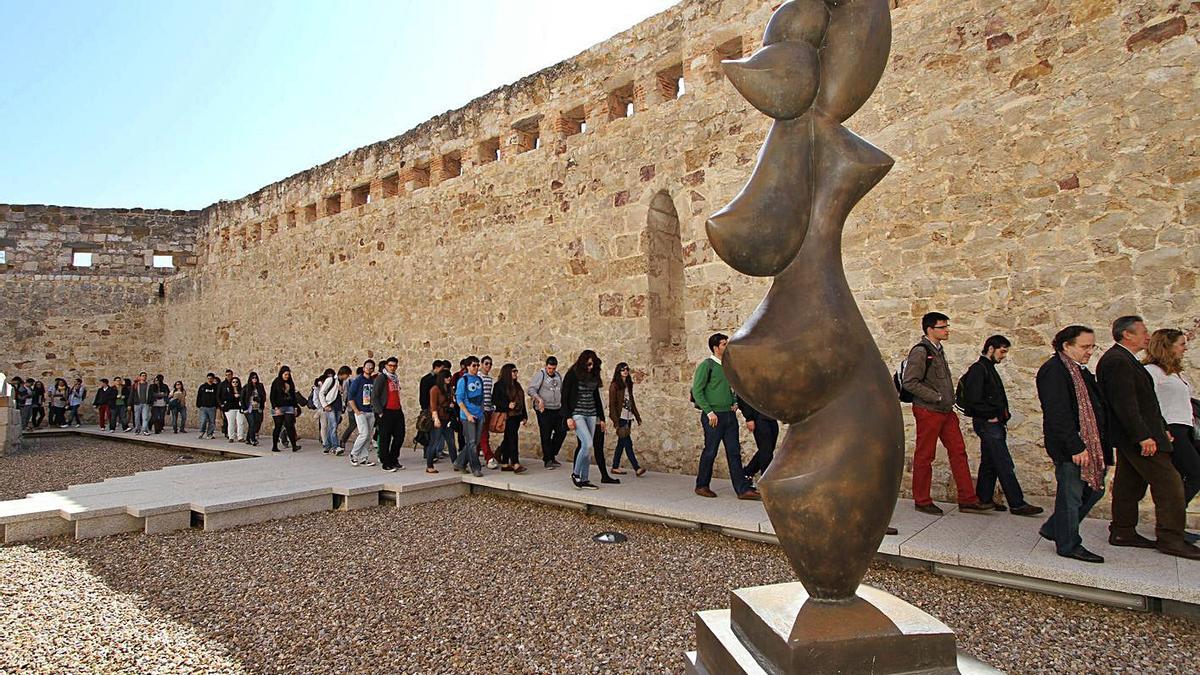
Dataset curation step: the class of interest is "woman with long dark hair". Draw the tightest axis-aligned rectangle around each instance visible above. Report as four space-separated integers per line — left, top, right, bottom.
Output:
170 380 188 433
149 374 171 434
1144 328 1199 508
426 369 458 473
563 349 605 490
49 378 69 427
269 366 303 452
30 380 46 428
608 362 645 476
241 371 267 446
491 363 528 474
67 378 87 427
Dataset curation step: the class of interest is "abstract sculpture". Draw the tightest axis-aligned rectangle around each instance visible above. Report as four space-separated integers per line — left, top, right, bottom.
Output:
687 2 997 673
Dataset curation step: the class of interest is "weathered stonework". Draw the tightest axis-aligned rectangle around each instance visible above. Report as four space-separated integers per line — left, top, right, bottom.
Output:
1 0 1197 520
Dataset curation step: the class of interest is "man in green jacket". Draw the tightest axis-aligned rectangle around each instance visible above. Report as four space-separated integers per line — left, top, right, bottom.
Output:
692 333 761 500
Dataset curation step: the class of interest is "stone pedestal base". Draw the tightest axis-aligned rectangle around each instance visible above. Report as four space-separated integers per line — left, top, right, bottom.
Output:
686 582 1002 675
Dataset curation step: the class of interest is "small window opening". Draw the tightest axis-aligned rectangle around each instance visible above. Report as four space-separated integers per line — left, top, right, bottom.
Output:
440 151 462 180
512 115 542 155
607 83 635 121
716 36 744 62
381 173 400 198
561 106 586 137
657 63 684 100
72 251 93 267
0 250 6 265
304 203 317 222
410 162 430 190
477 137 501 165
325 194 342 216
152 254 174 268
352 184 371 207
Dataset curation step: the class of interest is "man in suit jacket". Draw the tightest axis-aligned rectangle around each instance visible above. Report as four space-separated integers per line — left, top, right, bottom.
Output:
1096 315 1199 559
1036 326 1111 563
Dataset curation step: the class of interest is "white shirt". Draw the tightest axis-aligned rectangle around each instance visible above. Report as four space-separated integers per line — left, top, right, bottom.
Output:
1145 364 1194 427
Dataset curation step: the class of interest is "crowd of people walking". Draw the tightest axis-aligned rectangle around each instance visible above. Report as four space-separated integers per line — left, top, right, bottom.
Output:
7 312 1196 565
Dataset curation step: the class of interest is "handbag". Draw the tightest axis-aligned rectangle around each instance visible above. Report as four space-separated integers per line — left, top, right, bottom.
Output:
416 409 433 434
488 411 508 434
616 422 631 439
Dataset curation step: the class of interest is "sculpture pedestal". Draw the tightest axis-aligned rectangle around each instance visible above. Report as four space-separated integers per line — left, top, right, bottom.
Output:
685 582 1002 675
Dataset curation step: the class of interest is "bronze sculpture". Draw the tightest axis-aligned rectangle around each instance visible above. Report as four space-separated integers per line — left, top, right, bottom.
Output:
688 2 998 672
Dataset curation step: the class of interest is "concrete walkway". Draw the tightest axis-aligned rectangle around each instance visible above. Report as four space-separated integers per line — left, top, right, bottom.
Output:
5 427 1198 614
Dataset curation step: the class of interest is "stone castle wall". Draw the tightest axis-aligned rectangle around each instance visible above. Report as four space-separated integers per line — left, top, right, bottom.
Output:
1 0 1197 512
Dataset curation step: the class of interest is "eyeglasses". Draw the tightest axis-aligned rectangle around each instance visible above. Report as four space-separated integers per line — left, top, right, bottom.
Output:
932 324 950 330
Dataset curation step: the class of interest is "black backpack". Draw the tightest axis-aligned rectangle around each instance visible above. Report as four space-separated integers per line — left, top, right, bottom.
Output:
893 343 932 403
954 372 972 417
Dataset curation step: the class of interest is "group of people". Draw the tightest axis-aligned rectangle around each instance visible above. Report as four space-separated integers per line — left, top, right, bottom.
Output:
897 312 1198 563
10 313 1195 560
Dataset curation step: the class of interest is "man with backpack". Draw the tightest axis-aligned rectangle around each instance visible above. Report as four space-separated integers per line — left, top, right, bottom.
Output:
959 335 1043 516
900 312 991 515
692 333 761 501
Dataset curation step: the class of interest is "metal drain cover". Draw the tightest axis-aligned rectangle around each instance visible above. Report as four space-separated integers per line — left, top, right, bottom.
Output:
593 531 628 544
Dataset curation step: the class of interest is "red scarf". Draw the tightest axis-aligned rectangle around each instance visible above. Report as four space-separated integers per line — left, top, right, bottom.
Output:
1059 354 1105 490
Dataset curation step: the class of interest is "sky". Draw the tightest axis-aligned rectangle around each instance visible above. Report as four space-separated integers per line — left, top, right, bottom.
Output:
0 0 678 210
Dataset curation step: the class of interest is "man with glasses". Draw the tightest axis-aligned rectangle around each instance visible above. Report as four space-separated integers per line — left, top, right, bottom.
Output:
901 312 991 515
479 356 499 470
371 356 406 472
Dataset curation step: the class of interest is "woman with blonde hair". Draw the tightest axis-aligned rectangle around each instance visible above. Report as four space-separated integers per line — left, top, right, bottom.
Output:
1144 328 1199 509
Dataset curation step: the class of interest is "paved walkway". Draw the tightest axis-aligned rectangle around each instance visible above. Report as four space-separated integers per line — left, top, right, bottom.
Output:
4 428 1198 610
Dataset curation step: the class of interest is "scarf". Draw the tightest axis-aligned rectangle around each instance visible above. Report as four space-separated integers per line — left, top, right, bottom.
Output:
384 369 401 393
1058 353 1105 490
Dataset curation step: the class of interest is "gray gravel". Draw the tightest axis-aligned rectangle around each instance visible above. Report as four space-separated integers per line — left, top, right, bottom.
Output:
2 494 1197 674
0 434 222 500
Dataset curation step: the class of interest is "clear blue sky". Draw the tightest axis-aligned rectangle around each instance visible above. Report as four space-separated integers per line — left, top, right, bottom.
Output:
0 0 677 210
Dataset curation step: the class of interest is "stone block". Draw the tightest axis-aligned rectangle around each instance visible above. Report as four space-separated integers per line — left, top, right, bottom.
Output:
3 515 73 543
75 512 144 539
200 494 331 531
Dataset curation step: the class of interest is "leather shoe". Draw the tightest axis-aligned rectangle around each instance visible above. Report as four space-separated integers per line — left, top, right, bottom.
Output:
991 503 1008 512
915 503 944 516
1184 531 1199 545
1060 547 1104 564
1109 533 1156 549
1038 529 1053 542
885 527 898 536
694 487 717 498
958 502 994 513
737 489 762 501
1158 542 1200 560
1010 504 1045 517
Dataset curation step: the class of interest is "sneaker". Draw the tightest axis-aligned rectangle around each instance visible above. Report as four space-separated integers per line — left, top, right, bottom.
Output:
915 503 944 516
472 469 483 477
228 438 236 444
544 461 556 469
571 474 583 489
487 458 499 470
323 448 331 454
550 459 562 468
335 448 345 456
600 476 620 485
579 481 599 490
384 466 398 473
59 424 69 428
350 458 359 466
359 460 375 467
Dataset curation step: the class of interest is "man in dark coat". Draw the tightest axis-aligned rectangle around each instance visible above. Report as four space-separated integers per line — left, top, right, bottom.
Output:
960 335 1042 516
1036 325 1111 562
1096 315 1199 560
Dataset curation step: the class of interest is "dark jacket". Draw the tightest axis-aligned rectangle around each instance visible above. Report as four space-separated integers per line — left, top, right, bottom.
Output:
492 380 528 422
901 337 955 412
735 395 775 424
195 382 220 408
608 381 643 425
960 356 1009 421
129 381 151 406
93 386 116 407
561 369 605 420
1096 344 1171 452
269 377 302 410
371 372 403 413
418 372 437 410
1036 355 1112 466
240 382 267 412
149 382 171 407
219 385 241 412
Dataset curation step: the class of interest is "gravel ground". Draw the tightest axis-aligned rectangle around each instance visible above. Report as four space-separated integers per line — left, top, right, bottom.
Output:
2 494 1196 674
0 434 222 500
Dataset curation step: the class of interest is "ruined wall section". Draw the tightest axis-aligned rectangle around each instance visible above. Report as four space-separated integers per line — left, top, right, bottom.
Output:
0 205 201 381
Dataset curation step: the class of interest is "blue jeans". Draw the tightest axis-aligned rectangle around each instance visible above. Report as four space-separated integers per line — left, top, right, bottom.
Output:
571 415 597 480
611 418 639 470
20 405 33 429
322 410 339 449
697 411 751 495
1041 462 1105 556
132 403 151 432
426 425 458 467
455 417 483 472
972 419 1027 508
198 407 217 436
